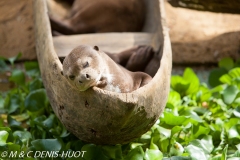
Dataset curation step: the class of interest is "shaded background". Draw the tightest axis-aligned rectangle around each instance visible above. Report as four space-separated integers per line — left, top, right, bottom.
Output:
0 0 239 64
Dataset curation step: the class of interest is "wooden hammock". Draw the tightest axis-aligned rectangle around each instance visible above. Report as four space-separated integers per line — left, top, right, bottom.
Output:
33 0 172 144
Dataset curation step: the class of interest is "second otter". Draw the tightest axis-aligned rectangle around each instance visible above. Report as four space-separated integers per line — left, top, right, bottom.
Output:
50 0 146 35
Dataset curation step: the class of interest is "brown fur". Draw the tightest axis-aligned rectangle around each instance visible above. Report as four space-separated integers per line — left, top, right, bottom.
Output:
106 45 159 77
62 45 152 92
50 0 146 34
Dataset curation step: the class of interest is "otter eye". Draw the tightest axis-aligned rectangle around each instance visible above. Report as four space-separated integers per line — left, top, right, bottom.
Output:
94 46 99 51
69 75 75 80
83 62 89 68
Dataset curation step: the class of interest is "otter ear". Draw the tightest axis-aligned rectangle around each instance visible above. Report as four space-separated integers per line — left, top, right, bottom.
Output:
93 46 99 51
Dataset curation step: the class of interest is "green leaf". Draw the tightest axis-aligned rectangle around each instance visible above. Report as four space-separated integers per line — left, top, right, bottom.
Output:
227 68 240 78
236 144 240 151
167 90 182 107
163 156 191 160
8 53 22 66
13 131 32 143
151 129 161 145
186 144 209 160
211 155 222 160
159 138 170 153
183 68 200 95
81 144 98 160
0 127 14 142
42 114 55 129
24 89 48 112
33 115 47 127
220 68 240 84
171 126 182 137
180 108 203 122
221 145 228 160
208 68 228 87
222 85 239 105
218 57 234 70
192 125 210 139
171 68 199 95
228 158 240 160
233 106 240 118
7 94 21 114
156 126 171 138
228 124 240 139
224 118 239 130
0 58 9 72
9 69 25 85
7 115 21 127
130 143 144 150
219 74 231 85
125 146 144 160
161 112 187 126
29 78 43 91
101 145 122 159
11 113 29 122
198 85 212 101
211 85 224 94
190 138 213 154
149 138 159 150
24 61 40 77
233 150 240 157
171 76 190 95
81 144 109 160
201 135 214 153
144 149 163 160
31 139 62 151
139 131 151 143
7 143 21 152
0 130 9 145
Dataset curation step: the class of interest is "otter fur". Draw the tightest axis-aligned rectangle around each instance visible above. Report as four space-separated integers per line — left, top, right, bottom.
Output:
50 0 146 34
62 45 152 92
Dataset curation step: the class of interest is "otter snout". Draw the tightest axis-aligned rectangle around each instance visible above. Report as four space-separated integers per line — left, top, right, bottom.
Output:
78 73 91 83
81 73 91 80
85 74 90 79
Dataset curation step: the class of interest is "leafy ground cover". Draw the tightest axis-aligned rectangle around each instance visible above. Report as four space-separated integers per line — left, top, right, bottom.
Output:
1 55 240 160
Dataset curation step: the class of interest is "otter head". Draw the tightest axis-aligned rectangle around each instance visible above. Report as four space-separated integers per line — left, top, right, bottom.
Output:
62 45 104 91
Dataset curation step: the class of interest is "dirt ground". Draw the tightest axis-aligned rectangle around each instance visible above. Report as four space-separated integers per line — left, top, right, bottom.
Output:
0 0 239 64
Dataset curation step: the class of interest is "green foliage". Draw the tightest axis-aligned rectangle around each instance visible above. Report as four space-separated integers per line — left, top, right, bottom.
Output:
208 68 228 87
31 139 63 151
24 89 48 112
220 68 240 88
208 57 239 87
171 68 199 96
218 57 234 71
1 56 240 159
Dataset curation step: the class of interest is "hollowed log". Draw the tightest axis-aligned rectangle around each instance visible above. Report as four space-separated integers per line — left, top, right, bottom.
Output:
33 0 172 144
